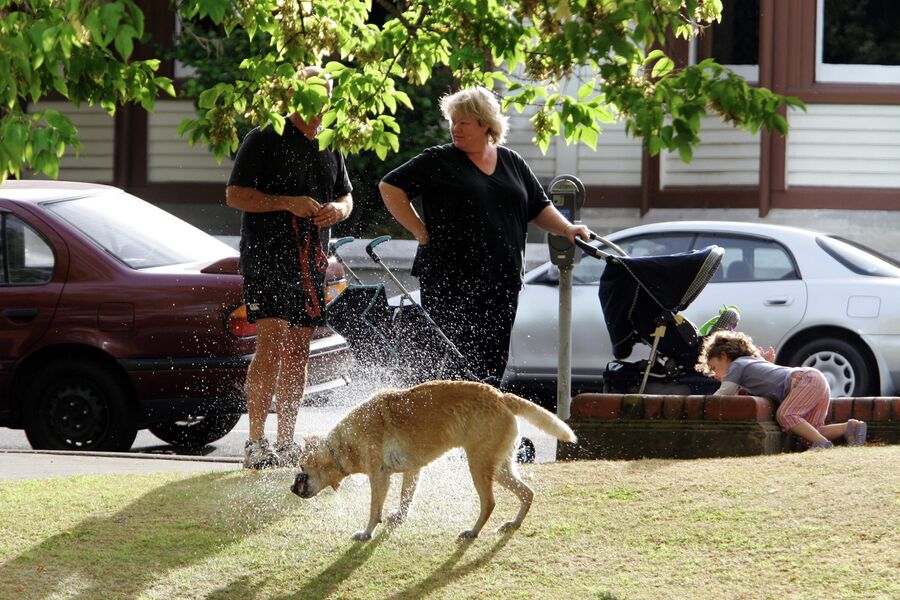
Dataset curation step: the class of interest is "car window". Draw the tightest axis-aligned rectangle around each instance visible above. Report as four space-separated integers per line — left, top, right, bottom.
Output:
1 213 55 285
566 233 693 285
45 191 235 269
817 235 900 277
695 233 798 282
615 233 693 257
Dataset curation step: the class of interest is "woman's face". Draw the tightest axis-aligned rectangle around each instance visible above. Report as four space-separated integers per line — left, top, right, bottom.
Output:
449 112 490 152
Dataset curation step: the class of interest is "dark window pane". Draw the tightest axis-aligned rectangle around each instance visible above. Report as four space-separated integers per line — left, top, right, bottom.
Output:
3 215 54 285
696 0 760 65
824 0 900 65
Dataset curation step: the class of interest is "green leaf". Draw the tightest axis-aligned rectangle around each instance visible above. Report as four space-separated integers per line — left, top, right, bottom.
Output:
115 29 134 60
320 110 338 130
317 128 335 150
577 81 595 100
198 88 220 109
651 57 674 79
394 90 413 109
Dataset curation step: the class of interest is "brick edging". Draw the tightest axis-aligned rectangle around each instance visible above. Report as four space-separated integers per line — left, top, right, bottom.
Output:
570 394 900 423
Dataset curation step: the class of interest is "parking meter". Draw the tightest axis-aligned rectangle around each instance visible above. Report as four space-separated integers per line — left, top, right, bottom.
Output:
547 175 586 267
547 175 585 421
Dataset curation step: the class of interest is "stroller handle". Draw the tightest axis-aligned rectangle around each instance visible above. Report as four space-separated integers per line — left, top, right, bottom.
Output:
332 236 355 252
574 231 628 261
366 235 392 261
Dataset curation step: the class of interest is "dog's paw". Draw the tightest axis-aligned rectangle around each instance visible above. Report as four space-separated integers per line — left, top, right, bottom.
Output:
386 509 407 525
456 529 479 540
497 521 520 534
351 531 372 542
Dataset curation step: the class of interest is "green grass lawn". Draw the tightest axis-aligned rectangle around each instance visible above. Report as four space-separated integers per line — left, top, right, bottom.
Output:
1 446 897 599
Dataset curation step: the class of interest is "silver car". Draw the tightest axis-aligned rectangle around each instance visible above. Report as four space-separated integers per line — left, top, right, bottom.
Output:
504 221 900 398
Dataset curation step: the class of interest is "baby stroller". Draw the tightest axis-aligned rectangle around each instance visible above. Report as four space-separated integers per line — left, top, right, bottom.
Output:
574 234 727 395
327 236 479 385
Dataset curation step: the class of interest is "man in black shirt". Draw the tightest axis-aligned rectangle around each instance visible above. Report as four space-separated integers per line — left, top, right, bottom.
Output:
227 67 353 469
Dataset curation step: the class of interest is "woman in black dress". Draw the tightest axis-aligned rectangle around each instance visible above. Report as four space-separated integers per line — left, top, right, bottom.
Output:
379 86 589 382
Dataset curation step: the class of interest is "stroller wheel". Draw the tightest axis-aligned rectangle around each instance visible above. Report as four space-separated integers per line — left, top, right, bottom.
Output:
516 437 536 464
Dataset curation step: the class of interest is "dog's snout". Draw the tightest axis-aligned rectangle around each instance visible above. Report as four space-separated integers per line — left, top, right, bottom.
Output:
291 472 309 498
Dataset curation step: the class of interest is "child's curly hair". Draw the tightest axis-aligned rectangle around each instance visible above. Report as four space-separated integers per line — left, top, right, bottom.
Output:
695 330 759 376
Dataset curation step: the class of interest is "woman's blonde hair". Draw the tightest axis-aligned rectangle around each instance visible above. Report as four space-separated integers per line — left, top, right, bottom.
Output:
695 330 759 376
439 86 509 145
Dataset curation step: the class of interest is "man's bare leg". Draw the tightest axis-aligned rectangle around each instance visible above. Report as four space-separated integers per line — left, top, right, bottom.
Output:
275 326 313 445
246 318 289 441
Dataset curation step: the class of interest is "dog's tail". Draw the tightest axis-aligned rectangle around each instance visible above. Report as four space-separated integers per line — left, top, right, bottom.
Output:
500 392 577 443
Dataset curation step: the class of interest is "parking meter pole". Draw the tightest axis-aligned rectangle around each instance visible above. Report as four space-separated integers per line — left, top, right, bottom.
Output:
557 264 574 420
546 174 585 421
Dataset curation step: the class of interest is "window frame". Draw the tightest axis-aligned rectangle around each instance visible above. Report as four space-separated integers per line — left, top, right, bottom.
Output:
815 0 900 84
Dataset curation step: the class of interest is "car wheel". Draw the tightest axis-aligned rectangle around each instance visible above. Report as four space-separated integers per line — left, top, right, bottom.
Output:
24 359 138 451
149 413 242 448
787 338 873 397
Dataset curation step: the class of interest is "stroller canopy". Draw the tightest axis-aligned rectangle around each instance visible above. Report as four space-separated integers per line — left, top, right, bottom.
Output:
599 245 723 362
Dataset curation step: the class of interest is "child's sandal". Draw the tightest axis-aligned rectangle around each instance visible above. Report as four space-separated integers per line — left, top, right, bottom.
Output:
809 440 833 451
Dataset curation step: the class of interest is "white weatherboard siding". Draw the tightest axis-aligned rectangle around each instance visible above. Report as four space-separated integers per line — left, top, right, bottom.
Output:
787 104 900 188
148 100 233 183
505 108 642 185
26 103 114 183
505 106 555 179
574 121 642 186
660 116 760 187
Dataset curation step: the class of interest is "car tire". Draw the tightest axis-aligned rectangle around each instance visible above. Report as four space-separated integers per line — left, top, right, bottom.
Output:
149 413 242 448
787 338 873 397
23 359 138 451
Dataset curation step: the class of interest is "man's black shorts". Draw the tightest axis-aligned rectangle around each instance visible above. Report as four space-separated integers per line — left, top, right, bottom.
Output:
243 272 328 328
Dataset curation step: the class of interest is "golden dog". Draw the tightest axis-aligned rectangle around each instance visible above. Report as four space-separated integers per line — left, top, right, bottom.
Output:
290 380 576 541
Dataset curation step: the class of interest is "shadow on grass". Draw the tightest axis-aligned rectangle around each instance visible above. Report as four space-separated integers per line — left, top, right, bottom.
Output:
387 533 512 600
272 529 392 600
0 471 292 598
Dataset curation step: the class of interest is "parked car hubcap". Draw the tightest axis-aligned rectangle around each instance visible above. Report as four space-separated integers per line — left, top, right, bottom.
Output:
801 351 855 396
46 383 107 447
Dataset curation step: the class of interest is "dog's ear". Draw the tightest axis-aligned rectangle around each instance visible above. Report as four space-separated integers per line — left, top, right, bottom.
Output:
297 435 321 464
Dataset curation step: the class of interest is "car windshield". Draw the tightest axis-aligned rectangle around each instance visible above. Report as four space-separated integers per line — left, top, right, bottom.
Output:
817 235 900 278
45 191 235 269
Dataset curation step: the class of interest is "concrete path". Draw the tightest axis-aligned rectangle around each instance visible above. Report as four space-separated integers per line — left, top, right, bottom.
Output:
0 450 240 481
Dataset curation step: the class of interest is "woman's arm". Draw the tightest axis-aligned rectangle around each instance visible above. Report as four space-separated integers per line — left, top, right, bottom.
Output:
378 181 429 245
531 205 591 243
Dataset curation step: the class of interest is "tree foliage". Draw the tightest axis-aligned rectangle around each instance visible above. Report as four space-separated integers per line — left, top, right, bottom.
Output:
1 0 804 184
0 0 173 183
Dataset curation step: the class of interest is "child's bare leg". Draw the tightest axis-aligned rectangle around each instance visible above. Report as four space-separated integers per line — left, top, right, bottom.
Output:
820 422 849 441
789 418 830 444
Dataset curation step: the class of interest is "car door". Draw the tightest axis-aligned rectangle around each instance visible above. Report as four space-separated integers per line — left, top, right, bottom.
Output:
684 233 807 349
0 205 68 362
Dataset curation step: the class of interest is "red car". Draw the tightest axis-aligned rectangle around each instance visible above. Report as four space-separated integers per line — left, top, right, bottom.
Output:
0 180 349 451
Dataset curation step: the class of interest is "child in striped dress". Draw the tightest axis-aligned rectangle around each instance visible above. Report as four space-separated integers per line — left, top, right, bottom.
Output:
696 330 867 450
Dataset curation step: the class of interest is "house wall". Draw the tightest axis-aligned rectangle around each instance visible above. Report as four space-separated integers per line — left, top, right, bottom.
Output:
147 101 233 183
786 104 900 189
